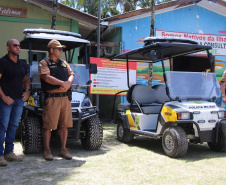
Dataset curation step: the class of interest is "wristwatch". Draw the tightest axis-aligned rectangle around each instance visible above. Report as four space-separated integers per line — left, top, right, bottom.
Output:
25 89 31 92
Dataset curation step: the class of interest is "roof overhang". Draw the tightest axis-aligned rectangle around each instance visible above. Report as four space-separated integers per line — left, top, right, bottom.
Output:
20 0 98 38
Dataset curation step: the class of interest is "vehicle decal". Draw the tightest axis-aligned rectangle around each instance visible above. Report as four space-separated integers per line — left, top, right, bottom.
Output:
27 96 37 106
135 116 139 128
194 101 203 104
126 110 137 130
161 106 177 122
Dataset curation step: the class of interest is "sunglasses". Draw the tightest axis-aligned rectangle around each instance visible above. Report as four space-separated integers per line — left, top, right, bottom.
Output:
53 48 63 51
12 44 21 48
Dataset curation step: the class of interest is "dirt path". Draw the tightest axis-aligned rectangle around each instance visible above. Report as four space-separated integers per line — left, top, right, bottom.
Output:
0 123 117 184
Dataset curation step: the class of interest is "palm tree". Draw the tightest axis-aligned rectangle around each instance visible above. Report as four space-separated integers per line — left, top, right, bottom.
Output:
61 0 76 8
51 0 58 30
148 0 155 86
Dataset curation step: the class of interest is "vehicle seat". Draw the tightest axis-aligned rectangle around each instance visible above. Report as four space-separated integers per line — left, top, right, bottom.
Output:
131 84 169 114
152 85 170 104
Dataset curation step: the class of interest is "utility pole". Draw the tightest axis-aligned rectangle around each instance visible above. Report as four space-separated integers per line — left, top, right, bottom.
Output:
96 0 101 109
148 0 156 86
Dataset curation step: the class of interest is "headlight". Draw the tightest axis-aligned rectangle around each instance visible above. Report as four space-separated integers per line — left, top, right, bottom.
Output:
81 96 91 107
177 112 192 120
218 111 226 118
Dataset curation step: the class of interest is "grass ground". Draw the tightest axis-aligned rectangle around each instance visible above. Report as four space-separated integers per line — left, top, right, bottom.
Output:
1 123 226 185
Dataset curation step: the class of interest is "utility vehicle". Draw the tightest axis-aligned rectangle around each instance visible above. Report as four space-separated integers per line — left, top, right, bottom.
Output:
111 37 226 158
19 29 103 153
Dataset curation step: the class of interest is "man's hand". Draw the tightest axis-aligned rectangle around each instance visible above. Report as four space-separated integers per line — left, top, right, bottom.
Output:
22 91 30 102
2 96 14 105
59 81 71 91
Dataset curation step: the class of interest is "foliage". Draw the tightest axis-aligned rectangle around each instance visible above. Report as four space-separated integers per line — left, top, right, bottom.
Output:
60 0 173 18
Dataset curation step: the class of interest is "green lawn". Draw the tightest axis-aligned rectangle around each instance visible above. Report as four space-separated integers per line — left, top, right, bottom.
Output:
3 123 226 185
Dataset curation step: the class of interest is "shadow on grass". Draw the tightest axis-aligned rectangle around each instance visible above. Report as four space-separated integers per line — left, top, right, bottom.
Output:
116 135 226 162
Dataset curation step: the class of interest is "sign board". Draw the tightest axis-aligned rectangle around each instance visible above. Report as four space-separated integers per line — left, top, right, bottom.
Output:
90 57 137 95
156 30 226 56
0 5 27 18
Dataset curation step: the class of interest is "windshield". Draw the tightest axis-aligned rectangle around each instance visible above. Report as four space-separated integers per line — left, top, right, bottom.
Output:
165 71 220 101
30 62 89 90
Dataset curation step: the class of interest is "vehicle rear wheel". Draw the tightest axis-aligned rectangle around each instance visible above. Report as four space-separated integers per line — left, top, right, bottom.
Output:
162 126 188 158
81 116 103 150
117 122 134 143
208 122 226 152
21 117 42 154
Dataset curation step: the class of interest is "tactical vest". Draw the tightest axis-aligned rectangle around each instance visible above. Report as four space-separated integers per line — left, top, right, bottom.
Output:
40 58 69 91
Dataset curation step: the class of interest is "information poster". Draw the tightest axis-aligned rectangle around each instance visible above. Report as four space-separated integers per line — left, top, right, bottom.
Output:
90 57 137 95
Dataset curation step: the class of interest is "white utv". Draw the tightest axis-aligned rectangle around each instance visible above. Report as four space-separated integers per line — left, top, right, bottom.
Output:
19 29 103 153
111 37 226 158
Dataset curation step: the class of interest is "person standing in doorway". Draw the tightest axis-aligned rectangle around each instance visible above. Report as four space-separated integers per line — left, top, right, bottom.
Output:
0 39 30 167
38 40 74 161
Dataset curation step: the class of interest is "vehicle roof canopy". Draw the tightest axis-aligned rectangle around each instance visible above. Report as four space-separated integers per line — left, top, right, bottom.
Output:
111 38 212 63
20 29 90 52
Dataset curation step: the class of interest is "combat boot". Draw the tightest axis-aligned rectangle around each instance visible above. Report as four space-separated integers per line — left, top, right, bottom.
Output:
0 156 8 166
4 152 24 162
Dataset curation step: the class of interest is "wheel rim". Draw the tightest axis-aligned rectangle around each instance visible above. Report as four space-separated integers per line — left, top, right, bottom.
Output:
164 135 174 151
118 125 124 138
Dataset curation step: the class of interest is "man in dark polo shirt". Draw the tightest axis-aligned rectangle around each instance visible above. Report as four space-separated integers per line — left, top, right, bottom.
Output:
39 40 74 161
0 39 30 167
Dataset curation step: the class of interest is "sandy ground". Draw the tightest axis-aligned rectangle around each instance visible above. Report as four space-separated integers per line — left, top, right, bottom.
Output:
0 140 91 184
0 122 115 185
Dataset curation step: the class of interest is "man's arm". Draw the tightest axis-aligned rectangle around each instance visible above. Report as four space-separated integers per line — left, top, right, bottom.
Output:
40 74 71 91
67 74 74 85
0 74 14 105
22 75 30 102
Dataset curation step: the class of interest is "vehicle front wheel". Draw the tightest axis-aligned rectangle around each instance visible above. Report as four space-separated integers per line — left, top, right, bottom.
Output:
162 126 188 158
21 117 42 154
117 122 134 143
208 122 226 152
80 116 103 150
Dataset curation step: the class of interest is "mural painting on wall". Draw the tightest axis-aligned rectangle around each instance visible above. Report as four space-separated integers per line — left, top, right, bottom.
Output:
156 30 226 82
134 30 226 85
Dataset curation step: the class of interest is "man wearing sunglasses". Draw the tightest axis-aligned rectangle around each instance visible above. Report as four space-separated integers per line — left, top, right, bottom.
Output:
38 40 74 161
0 39 30 167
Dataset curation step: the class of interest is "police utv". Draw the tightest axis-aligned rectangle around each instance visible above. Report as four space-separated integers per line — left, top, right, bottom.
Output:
20 29 103 153
111 37 226 158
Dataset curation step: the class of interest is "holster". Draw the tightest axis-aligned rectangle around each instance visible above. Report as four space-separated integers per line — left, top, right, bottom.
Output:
38 91 45 108
67 88 72 101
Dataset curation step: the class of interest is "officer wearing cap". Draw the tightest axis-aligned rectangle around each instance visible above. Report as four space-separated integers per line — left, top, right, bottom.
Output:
38 39 74 161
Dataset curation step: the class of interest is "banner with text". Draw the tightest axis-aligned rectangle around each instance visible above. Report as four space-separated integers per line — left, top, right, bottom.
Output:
156 30 226 56
90 57 137 95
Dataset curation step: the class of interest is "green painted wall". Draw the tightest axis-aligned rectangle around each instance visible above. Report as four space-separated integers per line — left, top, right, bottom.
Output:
0 0 79 63
71 20 79 64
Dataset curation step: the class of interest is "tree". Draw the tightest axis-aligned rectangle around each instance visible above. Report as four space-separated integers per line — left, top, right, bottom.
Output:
60 0 173 17
61 0 75 8
148 0 155 86
51 0 58 30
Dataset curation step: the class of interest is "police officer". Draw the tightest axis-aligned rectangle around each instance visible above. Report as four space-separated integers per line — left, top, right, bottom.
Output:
38 40 74 161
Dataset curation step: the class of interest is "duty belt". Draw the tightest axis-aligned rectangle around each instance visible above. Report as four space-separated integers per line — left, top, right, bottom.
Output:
45 92 68 98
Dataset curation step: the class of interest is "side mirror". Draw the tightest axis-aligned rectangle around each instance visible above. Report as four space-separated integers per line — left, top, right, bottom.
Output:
90 63 97 74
